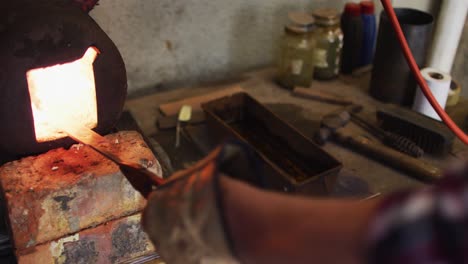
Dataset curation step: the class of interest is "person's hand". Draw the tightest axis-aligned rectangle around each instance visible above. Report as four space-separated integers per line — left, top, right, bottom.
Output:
142 142 259 264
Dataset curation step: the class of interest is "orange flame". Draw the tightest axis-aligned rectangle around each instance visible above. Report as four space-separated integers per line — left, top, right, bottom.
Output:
26 47 99 142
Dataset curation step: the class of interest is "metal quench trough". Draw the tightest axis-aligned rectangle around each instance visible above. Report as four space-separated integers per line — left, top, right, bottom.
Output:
202 92 342 196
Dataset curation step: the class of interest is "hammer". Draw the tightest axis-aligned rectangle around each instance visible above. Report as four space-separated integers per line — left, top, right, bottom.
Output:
315 108 442 182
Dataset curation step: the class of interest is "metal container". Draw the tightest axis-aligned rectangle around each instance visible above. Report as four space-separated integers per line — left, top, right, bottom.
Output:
370 8 434 106
202 92 342 196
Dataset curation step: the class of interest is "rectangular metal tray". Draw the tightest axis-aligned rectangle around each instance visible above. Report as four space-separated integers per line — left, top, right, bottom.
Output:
202 92 342 196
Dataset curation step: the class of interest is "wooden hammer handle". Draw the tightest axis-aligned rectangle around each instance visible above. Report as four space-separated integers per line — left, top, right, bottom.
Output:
335 130 442 182
292 87 354 105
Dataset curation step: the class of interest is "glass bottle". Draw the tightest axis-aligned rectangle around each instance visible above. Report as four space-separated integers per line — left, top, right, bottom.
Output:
312 8 343 80
277 12 317 90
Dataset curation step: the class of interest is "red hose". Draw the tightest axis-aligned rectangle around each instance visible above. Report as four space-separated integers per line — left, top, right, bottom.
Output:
380 0 468 145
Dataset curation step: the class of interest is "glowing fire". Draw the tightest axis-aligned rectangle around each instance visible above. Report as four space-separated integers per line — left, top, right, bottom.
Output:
26 47 99 142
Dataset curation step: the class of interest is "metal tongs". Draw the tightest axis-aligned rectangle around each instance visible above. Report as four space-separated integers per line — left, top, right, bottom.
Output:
62 124 165 198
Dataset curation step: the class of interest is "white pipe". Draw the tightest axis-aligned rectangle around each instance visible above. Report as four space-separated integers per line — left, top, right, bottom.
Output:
428 0 468 73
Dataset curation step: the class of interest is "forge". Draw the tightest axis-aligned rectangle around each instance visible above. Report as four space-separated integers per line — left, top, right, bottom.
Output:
26 46 99 142
0 1 162 263
0 1 127 157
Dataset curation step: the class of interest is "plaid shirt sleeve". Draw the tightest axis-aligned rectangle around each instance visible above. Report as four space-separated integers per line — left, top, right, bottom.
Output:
367 164 468 264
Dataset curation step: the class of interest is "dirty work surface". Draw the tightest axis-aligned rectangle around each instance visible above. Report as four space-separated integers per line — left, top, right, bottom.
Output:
127 68 468 196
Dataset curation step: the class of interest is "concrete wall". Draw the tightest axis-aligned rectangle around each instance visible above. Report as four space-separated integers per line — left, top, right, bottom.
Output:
452 16 468 98
90 0 355 94
90 0 465 97
392 0 440 14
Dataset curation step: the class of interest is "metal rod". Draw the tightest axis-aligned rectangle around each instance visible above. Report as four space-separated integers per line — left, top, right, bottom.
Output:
62 125 165 189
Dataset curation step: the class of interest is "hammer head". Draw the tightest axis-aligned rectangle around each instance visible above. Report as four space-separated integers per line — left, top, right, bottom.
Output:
314 104 362 145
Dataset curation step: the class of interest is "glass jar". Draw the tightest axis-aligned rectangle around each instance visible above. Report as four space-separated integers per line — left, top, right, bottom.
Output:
312 8 343 80
277 13 317 90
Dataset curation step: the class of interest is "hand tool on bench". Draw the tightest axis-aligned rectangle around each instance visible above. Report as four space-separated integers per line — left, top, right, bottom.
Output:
315 108 442 182
314 104 363 145
175 105 192 148
350 112 424 158
292 87 424 157
292 87 354 105
377 104 454 155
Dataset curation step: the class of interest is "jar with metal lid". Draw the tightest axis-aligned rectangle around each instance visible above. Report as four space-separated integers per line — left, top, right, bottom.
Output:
277 12 317 90
312 8 343 80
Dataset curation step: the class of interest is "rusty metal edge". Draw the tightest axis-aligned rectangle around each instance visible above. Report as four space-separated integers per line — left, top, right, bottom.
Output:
202 92 343 194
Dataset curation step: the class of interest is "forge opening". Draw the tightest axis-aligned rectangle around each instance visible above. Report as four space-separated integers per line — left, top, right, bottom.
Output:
26 47 100 142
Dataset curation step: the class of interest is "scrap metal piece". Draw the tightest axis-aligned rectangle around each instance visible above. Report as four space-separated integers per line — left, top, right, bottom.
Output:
63 125 164 198
360 192 382 201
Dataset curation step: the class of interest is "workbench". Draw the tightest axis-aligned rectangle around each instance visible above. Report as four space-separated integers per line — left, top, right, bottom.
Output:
126 68 468 197
0 68 465 263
